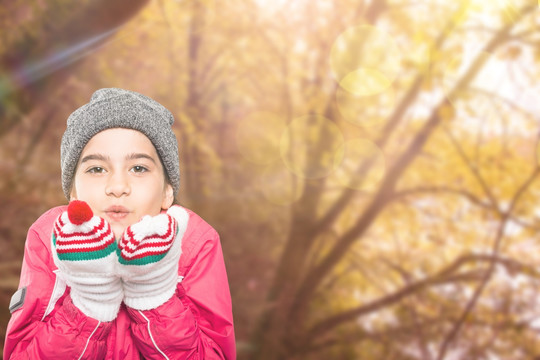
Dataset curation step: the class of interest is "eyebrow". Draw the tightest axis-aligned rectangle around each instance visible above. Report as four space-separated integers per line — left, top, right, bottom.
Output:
126 153 157 164
80 153 157 164
80 154 108 163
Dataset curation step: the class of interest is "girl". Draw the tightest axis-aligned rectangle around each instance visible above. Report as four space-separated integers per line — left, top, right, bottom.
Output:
4 88 236 359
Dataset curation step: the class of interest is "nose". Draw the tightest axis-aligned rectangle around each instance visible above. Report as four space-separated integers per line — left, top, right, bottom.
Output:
105 171 130 197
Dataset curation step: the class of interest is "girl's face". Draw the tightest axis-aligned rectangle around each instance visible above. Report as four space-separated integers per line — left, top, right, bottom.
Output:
70 128 174 239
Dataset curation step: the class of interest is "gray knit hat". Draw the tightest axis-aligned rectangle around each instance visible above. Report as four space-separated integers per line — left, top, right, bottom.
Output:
61 88 179 199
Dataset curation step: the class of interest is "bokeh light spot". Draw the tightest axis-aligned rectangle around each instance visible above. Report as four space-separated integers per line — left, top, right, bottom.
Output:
336 84 396 127
330 25 401 96
333 139 386 192
280 115 345 179
339 68 392 97
236 111 287 165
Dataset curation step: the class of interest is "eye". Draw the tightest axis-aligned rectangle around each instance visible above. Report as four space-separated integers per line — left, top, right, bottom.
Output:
87 167 105 174
131 165 148 173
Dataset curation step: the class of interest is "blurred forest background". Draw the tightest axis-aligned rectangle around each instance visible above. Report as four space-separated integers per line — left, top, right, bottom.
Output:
1 0 540 359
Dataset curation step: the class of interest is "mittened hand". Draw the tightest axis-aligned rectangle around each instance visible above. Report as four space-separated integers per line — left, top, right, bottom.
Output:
52 200 123 322
53 201 189 314
117 205 189 310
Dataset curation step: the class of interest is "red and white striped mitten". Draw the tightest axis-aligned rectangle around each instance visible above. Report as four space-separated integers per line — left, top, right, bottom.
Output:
52 200 123 322
117 206 189 310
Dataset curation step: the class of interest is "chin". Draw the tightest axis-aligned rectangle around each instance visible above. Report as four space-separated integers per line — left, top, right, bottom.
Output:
112 228 125 240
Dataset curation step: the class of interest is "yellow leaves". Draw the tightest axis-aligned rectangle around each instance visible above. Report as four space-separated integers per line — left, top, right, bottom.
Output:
501 45 522 61
4 0 540 357
437 102 456 122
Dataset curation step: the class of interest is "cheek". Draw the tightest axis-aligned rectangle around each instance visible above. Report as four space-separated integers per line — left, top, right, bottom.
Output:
72 177 86 198
71 176 99 203
69 184 78 200
70 174 82 200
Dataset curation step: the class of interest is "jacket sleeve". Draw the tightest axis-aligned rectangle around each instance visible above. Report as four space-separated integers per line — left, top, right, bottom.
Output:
127 224 236 360
3 208 114 360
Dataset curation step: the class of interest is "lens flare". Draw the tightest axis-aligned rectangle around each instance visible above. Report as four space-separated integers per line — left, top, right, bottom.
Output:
1 27 119 97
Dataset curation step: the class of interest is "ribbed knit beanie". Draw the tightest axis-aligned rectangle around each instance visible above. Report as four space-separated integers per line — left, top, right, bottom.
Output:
60 88 179 199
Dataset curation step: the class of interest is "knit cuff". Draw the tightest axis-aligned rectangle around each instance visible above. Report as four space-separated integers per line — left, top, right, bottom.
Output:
122 271 180 310
118 206 188 310
70 282 123 322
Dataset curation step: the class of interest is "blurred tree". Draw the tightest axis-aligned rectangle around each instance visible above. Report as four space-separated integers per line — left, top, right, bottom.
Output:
241 1 540 359
2 1 540 359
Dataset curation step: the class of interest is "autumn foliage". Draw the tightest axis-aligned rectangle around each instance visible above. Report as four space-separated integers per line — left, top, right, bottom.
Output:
1 1 540 359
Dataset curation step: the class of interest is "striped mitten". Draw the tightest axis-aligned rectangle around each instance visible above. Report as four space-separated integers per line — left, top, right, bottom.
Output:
117 206 189 310
52 200 123 322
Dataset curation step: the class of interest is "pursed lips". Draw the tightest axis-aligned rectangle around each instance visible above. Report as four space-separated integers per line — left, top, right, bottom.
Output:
104 205 130 221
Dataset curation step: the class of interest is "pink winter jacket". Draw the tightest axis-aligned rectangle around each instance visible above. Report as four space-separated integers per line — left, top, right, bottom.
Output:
4 205 236 359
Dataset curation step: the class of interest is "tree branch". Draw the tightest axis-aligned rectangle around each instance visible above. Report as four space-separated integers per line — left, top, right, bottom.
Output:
291 1 536 320
391 185 540 231
305 0 466 249
306 252 539 342
436 107 540 360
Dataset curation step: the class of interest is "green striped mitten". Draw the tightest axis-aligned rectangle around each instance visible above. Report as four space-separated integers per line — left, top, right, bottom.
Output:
52 200 123 322
117 205 189 310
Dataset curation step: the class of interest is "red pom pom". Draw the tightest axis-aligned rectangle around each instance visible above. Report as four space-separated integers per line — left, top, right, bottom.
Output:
67 200 94 225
